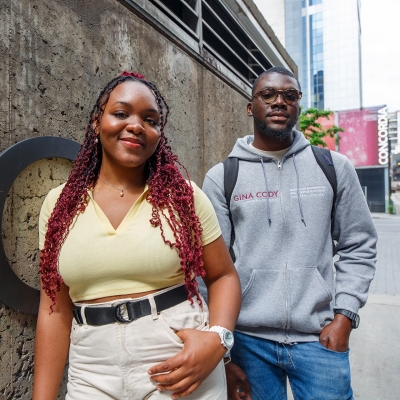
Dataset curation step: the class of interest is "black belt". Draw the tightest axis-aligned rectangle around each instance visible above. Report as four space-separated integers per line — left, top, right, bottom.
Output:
72 285 189 326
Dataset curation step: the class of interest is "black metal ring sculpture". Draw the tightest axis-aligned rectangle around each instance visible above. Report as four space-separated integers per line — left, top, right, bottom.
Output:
0 137 80 315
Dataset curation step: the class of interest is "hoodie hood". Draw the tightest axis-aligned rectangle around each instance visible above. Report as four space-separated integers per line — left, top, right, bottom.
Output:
228 129 310 161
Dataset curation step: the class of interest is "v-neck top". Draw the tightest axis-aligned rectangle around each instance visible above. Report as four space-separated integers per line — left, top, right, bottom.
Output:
39 182 221 302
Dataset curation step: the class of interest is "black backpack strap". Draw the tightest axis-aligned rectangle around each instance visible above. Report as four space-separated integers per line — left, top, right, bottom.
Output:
311 146 337 222
223 157 239 262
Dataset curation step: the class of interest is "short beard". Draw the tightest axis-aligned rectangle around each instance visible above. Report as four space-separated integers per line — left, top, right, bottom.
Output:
253 116 296 141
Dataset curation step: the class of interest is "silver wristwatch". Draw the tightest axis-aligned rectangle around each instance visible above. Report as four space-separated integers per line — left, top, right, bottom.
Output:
208 326 234 354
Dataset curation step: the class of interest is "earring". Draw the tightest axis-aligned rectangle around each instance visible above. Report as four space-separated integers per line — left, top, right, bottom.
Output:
95 137 98 144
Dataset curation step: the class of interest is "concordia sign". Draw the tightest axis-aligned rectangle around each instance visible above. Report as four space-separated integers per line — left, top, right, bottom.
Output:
378 106 389 166
0 137 80 315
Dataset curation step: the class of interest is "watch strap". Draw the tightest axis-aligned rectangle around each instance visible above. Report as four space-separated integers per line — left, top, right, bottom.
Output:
208 325 234 353
334 309 360 328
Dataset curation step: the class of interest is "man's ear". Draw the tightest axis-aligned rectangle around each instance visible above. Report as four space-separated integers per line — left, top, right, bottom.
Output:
247 102 253 117
294 107 302 131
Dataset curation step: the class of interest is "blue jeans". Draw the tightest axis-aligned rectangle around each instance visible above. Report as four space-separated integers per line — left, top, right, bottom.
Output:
231 331 353 400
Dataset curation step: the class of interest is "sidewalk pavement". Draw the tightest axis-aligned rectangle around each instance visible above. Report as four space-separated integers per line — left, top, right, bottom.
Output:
350 213 400 399
371 212 400 219
350 295 400 399
288 212 400 400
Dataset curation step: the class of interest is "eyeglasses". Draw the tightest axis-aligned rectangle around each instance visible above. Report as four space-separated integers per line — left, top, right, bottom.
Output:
253 88 302 105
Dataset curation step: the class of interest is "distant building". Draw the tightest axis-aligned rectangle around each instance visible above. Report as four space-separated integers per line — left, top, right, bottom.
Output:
388 111 400 191
388 111 400 155
256 0 362 111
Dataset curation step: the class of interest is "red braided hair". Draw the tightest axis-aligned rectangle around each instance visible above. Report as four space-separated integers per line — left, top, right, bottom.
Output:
40 72 205 310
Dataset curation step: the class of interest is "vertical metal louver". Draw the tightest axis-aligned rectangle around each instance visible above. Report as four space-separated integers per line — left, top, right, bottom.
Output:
149 0 200 37
148 0 273 87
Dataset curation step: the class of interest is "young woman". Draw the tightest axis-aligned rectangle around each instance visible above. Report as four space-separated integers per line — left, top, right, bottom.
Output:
33 72 241 400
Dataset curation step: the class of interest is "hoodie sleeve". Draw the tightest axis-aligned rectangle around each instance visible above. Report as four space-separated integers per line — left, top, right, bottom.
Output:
331 154 377 314
202 163 232 251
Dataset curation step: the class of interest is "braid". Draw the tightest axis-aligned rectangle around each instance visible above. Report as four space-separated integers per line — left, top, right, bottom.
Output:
40 72 204 310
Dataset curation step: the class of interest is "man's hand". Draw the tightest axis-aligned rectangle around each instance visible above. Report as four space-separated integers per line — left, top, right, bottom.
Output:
225 361 251 400
319 313 352 352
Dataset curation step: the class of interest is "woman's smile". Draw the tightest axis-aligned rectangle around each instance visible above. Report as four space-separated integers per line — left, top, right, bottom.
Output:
120 137 144 149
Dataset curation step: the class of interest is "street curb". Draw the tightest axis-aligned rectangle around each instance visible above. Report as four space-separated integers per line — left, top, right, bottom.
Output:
371 212 400 219
367 294 400 306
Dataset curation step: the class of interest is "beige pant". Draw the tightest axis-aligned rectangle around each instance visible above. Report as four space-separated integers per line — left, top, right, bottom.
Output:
66 285 227 399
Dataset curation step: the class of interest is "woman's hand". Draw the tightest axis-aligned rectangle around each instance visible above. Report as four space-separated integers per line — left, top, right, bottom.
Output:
148 235 241 398
148 328 226 398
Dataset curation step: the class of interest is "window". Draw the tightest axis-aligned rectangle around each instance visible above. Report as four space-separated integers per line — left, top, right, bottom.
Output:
301 15 308 106
309 12 324 109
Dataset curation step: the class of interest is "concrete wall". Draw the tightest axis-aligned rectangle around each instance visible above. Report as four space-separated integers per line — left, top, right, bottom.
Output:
0 0 252 397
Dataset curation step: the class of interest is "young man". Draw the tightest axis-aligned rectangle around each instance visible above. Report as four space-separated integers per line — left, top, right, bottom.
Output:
202 67 377 400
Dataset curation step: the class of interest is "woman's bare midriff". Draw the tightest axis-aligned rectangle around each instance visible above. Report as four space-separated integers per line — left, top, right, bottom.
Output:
79 288 164 304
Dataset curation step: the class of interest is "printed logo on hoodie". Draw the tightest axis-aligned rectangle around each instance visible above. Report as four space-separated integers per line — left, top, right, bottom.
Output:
290 186 326 198
234 191 278 202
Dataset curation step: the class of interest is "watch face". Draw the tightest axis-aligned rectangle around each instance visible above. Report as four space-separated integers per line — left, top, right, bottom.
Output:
353 315 360 329
223 330 234 348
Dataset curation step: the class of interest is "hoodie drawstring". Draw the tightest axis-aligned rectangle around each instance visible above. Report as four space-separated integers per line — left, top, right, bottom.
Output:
259 158 272 226
292 153 307 226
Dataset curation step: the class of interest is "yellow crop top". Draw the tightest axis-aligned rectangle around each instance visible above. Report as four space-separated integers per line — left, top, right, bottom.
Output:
39 182 221 302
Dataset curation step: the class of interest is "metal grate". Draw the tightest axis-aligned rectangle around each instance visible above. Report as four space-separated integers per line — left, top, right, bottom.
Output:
149 0 200 37
202 0 271 84
145 0 273 88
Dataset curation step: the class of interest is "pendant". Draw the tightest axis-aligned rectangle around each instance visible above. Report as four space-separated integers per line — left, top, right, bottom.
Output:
120 191 124 197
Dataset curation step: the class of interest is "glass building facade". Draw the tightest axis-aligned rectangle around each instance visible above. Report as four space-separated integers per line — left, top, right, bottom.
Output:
309 12 324 108
283 0 362 111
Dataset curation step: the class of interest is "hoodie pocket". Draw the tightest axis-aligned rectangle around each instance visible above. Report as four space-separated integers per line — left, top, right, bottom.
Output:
288 266 333 333
237 269 287 329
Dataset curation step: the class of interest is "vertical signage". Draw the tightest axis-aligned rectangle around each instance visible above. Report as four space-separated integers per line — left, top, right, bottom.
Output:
377 107 389 166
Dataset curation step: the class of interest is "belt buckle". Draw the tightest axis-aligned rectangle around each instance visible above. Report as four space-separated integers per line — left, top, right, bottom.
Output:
114 301 135 323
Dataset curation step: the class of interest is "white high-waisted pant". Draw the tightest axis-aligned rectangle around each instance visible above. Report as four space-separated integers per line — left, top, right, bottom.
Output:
66 284 227 399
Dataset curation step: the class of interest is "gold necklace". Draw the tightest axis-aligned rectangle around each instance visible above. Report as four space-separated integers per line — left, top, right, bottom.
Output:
97 175 143 197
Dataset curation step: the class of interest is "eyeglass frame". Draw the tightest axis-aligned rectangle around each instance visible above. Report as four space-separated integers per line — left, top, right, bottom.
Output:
252 87 302 105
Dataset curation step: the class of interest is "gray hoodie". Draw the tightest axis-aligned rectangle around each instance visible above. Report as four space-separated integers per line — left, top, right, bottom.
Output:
202 131 377 343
